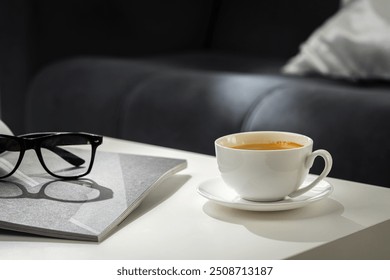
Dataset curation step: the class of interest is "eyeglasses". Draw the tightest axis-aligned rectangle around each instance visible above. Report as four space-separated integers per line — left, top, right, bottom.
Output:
0 132 103 179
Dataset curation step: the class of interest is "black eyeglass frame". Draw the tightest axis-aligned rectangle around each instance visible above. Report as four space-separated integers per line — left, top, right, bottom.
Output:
0 132 103 179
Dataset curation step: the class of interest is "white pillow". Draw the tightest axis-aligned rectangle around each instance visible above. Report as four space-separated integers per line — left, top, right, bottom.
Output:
282 0 390 80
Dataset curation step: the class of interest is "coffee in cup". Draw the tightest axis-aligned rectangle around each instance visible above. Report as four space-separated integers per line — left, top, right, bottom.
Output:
215 131 332 202
232 141 303 150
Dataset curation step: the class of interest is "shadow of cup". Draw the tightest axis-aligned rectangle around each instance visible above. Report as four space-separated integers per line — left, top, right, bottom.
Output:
203 198 364 243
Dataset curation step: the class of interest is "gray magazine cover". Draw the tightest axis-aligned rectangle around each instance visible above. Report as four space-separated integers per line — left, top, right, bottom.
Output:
0 150 187 242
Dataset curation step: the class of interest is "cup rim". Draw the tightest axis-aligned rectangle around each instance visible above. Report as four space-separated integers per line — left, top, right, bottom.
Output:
215 131 313 152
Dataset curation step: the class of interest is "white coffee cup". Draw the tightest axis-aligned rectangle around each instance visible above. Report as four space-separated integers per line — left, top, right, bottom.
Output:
215 131 333 202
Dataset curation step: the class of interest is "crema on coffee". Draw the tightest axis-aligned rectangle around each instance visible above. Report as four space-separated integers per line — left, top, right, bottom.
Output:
232 141 303 150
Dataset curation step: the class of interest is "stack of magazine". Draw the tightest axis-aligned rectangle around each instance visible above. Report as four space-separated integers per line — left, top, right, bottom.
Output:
0 149 187 242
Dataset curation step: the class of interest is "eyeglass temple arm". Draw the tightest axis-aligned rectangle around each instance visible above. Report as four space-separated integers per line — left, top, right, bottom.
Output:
47 146 85 167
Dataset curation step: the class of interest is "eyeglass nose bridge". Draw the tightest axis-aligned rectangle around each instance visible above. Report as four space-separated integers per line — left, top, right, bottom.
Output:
22 137 40 151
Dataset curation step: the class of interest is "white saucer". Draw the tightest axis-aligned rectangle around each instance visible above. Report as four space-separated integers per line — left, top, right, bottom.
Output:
197 176 333 211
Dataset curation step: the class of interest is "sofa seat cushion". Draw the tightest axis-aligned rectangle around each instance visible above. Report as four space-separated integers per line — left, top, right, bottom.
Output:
26 57 162 136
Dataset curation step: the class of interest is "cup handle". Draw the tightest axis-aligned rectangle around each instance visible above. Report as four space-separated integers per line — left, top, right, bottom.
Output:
288 149 333 198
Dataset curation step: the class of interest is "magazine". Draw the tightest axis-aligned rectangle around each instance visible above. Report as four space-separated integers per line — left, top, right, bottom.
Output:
0 150 187 242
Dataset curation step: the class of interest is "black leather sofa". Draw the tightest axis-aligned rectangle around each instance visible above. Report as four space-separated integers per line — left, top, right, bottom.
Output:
1 0 390 187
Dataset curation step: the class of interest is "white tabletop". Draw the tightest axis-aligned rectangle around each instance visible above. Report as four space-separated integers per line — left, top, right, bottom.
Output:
0 137 389 259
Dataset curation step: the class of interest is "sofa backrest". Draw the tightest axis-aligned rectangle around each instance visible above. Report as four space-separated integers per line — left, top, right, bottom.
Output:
209 0 340 58
32 0 215 69
31 0 341 68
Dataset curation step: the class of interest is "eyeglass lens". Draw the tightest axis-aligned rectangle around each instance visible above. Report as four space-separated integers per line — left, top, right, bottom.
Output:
40 135 93 178
0 137 22 178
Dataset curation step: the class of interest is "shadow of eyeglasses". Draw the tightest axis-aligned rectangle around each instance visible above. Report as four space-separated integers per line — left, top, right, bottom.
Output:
0 178 113 203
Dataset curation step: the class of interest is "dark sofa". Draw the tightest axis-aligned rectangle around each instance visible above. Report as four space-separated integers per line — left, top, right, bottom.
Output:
1 0 390 187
